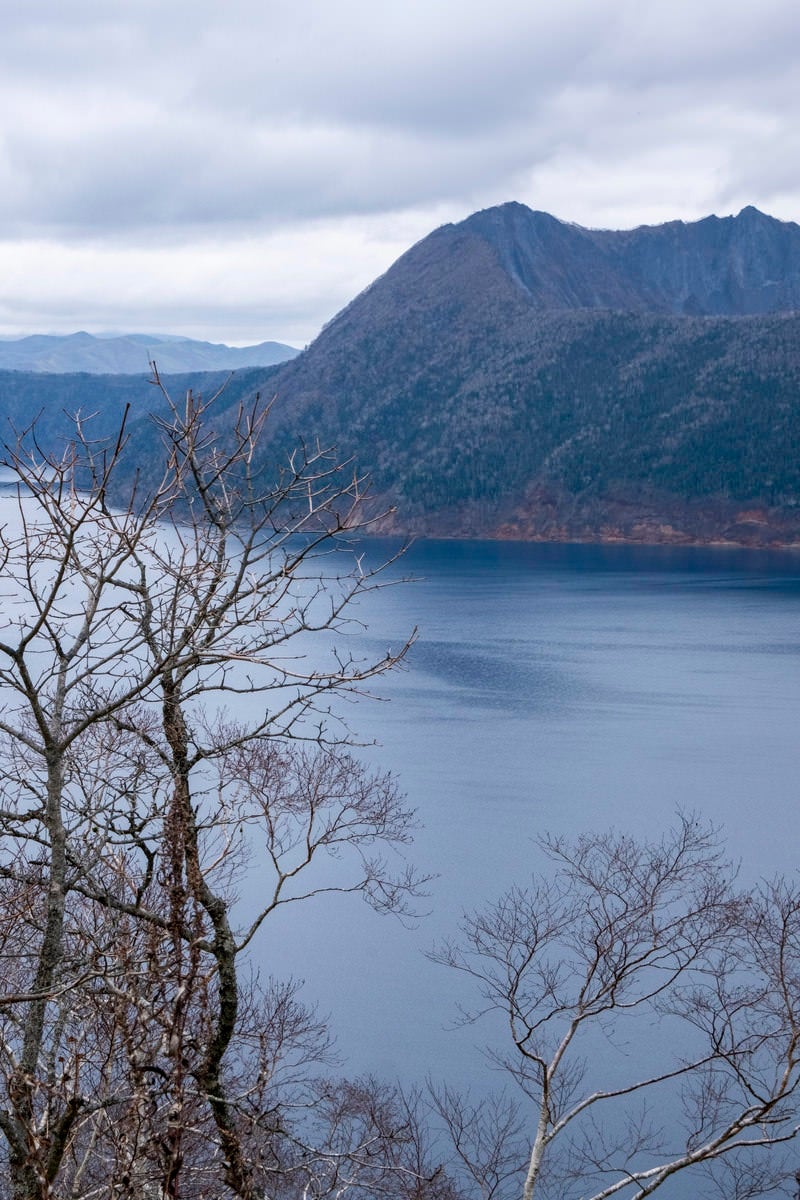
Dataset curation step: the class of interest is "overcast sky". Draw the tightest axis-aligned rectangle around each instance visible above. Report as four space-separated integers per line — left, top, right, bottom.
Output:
1 0 799 346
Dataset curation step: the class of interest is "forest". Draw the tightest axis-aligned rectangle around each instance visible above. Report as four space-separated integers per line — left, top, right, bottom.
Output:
3 305 800 548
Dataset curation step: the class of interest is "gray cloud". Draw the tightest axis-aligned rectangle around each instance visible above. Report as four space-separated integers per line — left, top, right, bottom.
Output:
1 0 799 341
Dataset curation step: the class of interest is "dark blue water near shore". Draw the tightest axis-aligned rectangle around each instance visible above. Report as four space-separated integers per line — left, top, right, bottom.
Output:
252 539 800 1194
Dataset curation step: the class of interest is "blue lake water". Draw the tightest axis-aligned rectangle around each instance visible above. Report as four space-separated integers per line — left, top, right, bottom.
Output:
4 478 798 1193
251 538 800 1196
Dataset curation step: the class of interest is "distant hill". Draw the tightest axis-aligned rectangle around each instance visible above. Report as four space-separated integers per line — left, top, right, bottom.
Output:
0 332 299 374
3 205 800 547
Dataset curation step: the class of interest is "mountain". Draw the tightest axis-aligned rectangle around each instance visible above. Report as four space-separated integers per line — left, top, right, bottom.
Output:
237 203 800 546
0 332 299 374
457 202 800 315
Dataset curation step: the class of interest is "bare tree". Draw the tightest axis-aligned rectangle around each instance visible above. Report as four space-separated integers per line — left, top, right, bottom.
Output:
262 1079 462 1200
432 817 800 1200
427 1085 528 1200
0 379 427 1199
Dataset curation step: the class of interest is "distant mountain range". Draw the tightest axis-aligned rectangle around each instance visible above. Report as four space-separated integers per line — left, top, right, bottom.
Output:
0 331 299 374
2 204 800 547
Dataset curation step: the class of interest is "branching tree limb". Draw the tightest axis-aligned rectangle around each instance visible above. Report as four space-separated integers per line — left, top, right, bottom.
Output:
432 817 800 1200
0 378 432 1199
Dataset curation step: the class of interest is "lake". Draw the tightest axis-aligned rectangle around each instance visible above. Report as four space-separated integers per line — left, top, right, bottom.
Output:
2 474 796 1196
255 537 800 1195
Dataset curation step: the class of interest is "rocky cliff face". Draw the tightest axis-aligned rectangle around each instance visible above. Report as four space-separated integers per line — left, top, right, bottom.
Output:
459 202 800 316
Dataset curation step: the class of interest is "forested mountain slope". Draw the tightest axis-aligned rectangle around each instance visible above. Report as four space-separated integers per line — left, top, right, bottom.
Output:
235 205 800 544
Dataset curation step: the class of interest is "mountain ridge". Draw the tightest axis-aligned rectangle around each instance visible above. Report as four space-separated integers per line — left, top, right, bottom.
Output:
446 202 800 315
0 331 299 374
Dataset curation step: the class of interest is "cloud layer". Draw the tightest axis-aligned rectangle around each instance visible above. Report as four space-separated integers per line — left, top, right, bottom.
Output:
2 0 799 343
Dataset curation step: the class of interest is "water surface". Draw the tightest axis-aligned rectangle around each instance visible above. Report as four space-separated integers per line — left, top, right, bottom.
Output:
254 539 800 1194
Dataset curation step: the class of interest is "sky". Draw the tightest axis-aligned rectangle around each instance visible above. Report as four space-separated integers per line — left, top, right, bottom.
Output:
1 0 799 347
